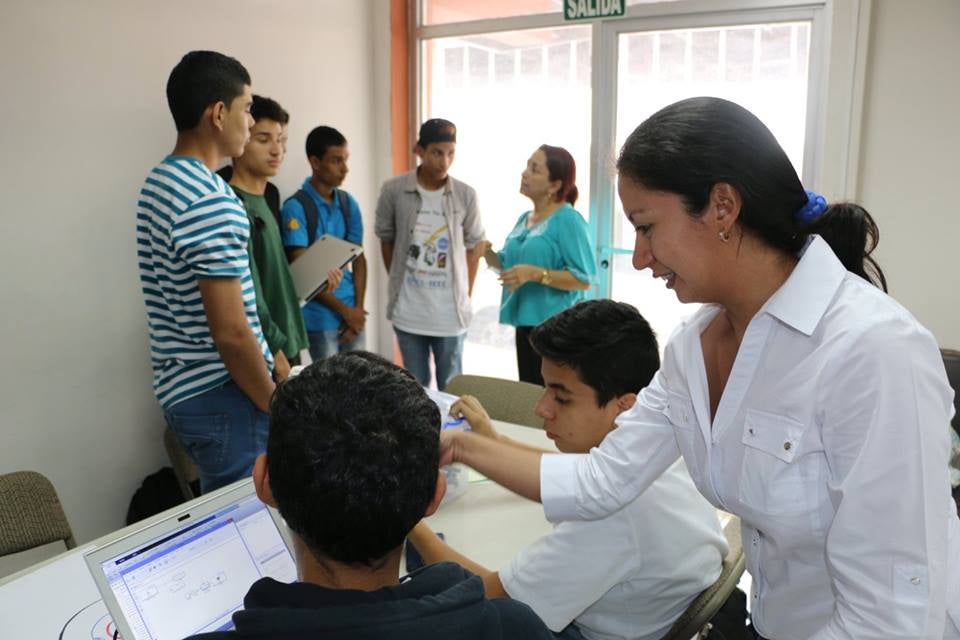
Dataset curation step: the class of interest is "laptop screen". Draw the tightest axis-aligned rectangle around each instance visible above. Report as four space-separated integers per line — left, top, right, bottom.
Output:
96 494 297 640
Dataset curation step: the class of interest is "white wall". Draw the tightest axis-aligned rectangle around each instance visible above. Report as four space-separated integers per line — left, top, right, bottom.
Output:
0 0 388 558
856 0 960 348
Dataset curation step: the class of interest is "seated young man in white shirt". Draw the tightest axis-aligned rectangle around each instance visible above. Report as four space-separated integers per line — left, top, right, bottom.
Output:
406 300 728 640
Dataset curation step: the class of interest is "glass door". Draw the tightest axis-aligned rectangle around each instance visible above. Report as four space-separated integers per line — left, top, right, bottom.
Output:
416 3 824 374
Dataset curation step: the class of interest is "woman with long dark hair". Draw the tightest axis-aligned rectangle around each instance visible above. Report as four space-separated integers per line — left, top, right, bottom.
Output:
496 145 594 384
446 98 960 639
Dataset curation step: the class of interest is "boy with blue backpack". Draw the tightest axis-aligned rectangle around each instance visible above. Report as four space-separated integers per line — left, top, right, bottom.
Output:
281 126 367 360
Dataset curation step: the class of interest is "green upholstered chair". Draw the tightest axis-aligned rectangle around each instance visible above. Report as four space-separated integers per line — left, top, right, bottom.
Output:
0 471 76 557
659 516 746 640
445 374 545 429
163 427 200 501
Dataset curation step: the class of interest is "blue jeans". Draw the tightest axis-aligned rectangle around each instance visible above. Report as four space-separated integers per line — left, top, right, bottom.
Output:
163 382 269 494
308 329 365 361
394 327 464 391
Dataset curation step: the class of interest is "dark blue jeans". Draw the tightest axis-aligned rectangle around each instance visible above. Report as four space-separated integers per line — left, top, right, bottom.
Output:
307 329 365 361
394 327 464 391
164 382 269 494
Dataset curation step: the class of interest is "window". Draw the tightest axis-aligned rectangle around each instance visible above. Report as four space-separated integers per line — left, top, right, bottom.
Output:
416 2 821 372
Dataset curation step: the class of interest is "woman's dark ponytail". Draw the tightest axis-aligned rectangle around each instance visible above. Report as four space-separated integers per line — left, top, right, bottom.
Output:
804 203 887 291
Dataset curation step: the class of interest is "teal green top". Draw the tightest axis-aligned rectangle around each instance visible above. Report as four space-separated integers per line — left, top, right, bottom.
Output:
498 203 595 327
235 188 309 358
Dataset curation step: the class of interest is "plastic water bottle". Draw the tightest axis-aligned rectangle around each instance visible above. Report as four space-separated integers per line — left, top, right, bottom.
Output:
424 389 471 505
440 416 470 504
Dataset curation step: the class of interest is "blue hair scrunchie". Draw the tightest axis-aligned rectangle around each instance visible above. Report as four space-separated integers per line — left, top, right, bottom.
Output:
795 190 828 225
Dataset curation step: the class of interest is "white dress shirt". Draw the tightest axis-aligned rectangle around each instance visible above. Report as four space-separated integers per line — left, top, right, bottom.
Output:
501 460 726 640
541 236 960 640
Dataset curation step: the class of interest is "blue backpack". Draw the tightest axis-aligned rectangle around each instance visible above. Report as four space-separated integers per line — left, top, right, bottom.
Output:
285 189 351 246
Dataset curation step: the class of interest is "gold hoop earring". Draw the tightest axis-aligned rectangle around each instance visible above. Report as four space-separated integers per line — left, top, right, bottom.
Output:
718 229 731 243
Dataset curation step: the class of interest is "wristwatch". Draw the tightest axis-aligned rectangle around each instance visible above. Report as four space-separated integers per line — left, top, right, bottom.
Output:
539 269 552 286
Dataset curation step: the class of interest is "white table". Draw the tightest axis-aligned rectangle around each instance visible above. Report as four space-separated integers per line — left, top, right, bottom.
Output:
0 421 555 638
424 421 556 569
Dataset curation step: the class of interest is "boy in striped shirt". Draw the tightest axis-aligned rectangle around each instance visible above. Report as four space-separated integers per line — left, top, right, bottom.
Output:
136 51 275 493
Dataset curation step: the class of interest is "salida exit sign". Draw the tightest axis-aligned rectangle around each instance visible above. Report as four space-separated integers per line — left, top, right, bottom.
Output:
564 0 625 21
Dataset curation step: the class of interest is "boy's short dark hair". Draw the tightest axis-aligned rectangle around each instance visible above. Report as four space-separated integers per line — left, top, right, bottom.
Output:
250 95 289 126
267 352 441 565
305 125 347 161
530 300 660 406
166 50 251 132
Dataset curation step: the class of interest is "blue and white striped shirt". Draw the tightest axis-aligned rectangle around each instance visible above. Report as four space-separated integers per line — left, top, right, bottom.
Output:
136 156 272 410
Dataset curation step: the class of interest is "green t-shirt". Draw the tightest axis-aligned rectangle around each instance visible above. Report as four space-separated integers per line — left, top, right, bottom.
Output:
235 187 309 358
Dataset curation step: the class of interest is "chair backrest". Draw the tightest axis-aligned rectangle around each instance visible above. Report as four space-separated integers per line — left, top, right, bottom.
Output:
659 516 746 640
445 375 545 429
0 471 76 557
163 427 200 500
942 349 960 437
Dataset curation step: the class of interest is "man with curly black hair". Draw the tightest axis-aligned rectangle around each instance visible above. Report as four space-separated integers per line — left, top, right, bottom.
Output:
189 351 555 639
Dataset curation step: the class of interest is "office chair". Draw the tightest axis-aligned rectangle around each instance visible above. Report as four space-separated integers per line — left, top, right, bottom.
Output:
659 516 746 640
942 349 960 437
445 374 545 429
163 427 200 500
942 349 960 515
0 471 76 557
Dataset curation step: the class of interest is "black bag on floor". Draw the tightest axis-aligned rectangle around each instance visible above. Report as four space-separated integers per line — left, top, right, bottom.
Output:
707 587 751 639
126 467 186 525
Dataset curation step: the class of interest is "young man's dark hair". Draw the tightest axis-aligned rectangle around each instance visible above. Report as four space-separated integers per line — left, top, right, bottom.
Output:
529 300 659 406
268 352 439 563
187 352 559 639
216 94 289 184
305 125 347 162
250 94 289 126
165 50 251 132
217 94 288 184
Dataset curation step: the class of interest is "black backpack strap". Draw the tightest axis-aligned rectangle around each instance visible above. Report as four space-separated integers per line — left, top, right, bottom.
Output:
289 190 319 247
337 189 351 240
264 182 281 227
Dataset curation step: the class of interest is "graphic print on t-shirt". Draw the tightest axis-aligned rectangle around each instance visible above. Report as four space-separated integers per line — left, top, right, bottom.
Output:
401 184 450 295
406 215 450 288
392 185 463 337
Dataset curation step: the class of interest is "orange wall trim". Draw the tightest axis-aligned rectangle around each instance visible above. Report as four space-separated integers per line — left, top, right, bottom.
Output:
390 0 412 175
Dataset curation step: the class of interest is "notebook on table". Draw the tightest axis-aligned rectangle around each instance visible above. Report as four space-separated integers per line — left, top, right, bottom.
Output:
84 479 297 640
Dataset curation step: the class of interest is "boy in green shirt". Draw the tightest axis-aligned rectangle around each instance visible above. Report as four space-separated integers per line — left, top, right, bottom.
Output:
226 96 309 380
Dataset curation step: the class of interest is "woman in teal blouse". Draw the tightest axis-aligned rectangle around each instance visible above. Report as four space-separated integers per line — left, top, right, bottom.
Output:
496 145 595 384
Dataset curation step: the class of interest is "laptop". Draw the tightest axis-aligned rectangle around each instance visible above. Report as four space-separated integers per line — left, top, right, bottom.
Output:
289 234 363 305
84 479 297 640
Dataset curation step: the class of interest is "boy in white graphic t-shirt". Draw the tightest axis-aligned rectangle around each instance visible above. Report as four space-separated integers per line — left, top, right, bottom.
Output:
375 119 489 389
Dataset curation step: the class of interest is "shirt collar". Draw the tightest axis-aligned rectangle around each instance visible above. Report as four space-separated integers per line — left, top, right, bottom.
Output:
301 177 339 204
759 235 847 336
404 168 452 194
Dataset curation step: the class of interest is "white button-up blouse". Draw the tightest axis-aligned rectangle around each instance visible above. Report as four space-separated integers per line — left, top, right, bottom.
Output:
541 236 960 640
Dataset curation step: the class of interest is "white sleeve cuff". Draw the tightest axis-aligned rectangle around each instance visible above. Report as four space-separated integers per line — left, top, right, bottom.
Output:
540 453 586 523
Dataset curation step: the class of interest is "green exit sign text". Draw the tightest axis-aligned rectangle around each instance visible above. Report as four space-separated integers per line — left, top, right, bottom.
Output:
564 0 625 21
